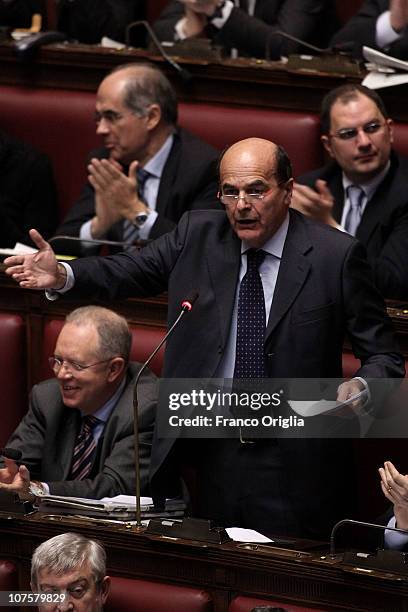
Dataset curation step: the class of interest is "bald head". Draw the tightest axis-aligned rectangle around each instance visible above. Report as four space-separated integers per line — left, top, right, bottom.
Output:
219 138 293 248
100 63 178 125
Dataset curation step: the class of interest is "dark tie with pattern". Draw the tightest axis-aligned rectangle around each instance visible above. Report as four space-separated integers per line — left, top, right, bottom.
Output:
344 185 364 236
122 167 151 247
233 249 267 379
69 415 99 480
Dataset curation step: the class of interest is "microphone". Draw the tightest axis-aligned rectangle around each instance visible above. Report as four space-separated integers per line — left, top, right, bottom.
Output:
49 234 151 256
125 20 192 82
0 448 22 461
330 518 408 559
14 30 66 59
264 30 355 61
132 291 199 528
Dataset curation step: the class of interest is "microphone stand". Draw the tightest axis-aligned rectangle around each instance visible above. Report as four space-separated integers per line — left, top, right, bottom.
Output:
133 292 198 530
125 20 192 82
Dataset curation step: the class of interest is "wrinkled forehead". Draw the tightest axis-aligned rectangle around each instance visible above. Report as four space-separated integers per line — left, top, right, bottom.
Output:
220 148 277 186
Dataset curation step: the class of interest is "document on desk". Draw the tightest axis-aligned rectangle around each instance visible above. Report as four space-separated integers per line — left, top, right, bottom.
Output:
37 495 185 519
362 46 408 89
226 528 273 543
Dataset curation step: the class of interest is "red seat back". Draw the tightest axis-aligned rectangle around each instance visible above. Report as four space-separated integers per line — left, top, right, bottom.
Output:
392 121 408 158
0 313 27 446
179 103 323 176
0 85 98 221
106 576 213 612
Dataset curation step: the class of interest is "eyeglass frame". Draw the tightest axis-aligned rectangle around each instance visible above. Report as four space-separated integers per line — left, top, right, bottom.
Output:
49 356 115 374
38 577 103 601
218 177 289 206
327 120 387 142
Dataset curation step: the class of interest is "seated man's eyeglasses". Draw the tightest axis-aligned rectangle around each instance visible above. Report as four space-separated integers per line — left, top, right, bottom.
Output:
329 121 385 141
49 356 113 373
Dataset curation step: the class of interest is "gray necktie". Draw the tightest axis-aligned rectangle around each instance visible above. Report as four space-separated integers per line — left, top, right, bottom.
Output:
344 185 364 236
122 168 150 248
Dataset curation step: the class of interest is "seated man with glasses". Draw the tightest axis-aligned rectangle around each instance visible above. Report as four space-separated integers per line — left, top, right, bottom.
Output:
31 532 110 611
291 84 408 299
0 306 157 501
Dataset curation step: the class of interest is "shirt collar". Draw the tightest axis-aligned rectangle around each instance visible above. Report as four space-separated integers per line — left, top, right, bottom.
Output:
342 160 390 200
81 376 126 423
143 133 174 179
240 212 289 259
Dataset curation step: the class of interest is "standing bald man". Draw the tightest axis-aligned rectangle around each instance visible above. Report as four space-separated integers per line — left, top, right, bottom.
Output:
5 138 404 538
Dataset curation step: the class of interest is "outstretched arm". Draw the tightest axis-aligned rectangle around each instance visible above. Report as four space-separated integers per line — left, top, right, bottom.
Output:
4 229 67 290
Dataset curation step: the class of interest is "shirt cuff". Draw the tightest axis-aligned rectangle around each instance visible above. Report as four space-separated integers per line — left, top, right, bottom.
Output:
211 0 234 29
376 11 403 48
41 482 50 495
45 262 75 301
137 209 158 240
78 220 102 254
175 17 188 40
384 515 408 549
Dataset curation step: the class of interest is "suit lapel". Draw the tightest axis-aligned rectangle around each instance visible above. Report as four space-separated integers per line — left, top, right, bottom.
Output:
266 212 312 340
57 407 80 480
206 232 241 348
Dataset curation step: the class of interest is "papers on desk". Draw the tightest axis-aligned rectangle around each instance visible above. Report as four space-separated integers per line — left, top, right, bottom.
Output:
37 494 185 520
226 528 273 543
0 242 76 261
362 46 408 89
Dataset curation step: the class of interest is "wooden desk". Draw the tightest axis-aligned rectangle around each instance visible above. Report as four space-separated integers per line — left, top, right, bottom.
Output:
0 512 407 611
1 41 408 121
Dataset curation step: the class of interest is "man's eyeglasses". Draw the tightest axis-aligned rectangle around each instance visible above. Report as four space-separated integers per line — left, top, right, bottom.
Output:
49 356 113 373
329 121 386 141
218 181 286 206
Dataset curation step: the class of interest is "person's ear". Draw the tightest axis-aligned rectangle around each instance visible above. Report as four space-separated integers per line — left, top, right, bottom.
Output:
107 357 126 382
145 104 161 131
321 134 335 159
100 576 111 604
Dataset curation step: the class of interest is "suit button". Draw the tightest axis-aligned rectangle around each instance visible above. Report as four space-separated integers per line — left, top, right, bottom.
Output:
218 345 223 354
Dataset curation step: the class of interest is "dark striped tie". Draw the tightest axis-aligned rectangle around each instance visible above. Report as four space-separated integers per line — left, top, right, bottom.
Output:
122 167 151 248
233 249 266 379
69 415 99 480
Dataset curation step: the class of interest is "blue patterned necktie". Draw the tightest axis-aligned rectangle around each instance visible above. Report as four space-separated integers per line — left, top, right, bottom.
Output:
69 415 99 480
233 249 267 379
344 185 364 236
122 167 151 248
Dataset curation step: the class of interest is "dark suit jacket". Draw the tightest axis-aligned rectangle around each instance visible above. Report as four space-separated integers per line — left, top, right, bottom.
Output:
68 209 404 536
55 128 219 254
297 152 408 299
331 0 408 59
153 0 337 59
0 131 57 248
57 0 146 44
0 0 46 28
6 363 157 499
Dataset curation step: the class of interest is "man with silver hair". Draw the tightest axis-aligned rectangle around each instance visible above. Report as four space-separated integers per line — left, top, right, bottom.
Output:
55 62 219 254
31 532 109 612
0 305 157 501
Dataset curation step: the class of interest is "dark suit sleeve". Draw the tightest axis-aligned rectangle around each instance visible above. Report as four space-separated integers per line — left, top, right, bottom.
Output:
153 0 329 59
342 240 405 380
371 206 408 299
331 0 408 59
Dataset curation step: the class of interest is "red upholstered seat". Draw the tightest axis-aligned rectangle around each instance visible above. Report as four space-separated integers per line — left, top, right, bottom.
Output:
229 596 326 612
179 103 323 177
0 313 27 447
0 85 98 220
39 317 165 381
392 122 408 158
0 559 18 612
106 576 213 612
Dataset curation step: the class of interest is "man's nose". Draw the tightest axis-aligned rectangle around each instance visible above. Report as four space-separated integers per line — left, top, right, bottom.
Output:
56 363 72 379
356 127 372 148
96 118 110 135
236 194 252 210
